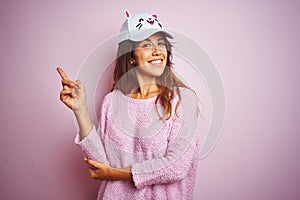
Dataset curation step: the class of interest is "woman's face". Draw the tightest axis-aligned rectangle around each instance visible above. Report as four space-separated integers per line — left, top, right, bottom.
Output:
133 33 168 80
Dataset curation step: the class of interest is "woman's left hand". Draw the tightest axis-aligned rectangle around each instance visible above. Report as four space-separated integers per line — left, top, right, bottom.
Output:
84 158 133 181
84 158 112 180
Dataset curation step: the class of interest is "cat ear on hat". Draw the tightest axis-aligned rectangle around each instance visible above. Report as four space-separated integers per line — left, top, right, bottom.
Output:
124 10 131 18
152 14 157 18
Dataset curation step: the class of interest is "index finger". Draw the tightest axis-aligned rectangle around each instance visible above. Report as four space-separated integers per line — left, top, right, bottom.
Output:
56 67 70 80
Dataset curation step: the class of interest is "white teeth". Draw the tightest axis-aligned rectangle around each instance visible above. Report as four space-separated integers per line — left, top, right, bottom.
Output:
150 60 162 64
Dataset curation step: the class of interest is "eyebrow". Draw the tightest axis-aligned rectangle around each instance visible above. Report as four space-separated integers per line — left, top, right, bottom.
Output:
143 37 164 42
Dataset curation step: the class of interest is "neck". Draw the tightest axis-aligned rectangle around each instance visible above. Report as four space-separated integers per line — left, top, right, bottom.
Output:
130 77 161 99
128 83 160 99
127 70 159 98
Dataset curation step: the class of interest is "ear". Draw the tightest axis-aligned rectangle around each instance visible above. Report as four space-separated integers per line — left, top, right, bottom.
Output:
130 59 136 65
152 14 157 18
124 10 131 19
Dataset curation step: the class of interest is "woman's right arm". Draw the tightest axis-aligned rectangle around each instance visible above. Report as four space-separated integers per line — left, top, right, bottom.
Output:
57 67 92 139
57 67 108 164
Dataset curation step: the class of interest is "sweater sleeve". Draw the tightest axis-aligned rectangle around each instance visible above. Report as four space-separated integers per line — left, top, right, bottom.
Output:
131 89 200 189
74 94 112 164
74 126 108 164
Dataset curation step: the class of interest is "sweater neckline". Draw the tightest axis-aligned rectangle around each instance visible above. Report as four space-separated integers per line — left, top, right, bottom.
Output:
115 89 158 102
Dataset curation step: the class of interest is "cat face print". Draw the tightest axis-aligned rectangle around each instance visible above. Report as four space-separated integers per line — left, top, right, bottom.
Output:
125 11 163 31
135 15 162 30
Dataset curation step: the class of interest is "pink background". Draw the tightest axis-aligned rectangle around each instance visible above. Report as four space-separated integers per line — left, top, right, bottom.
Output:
1 0 300 199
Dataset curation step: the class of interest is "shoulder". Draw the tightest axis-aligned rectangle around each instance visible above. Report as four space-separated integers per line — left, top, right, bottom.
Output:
100 90 119 111
175 87 199 117
101 91 113 106
178 87 196 96
178 87 198 103
101 89 131 110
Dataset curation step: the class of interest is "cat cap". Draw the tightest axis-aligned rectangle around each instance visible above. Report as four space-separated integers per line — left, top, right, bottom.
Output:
118 11 173 44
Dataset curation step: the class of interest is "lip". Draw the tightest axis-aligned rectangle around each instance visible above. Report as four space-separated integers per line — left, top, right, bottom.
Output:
148 59 163 65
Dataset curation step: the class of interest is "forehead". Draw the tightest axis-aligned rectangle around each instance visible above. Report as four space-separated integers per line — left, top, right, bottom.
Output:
140 32 165 42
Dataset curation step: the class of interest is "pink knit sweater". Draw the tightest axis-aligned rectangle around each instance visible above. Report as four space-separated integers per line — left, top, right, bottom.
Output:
75 87 200 200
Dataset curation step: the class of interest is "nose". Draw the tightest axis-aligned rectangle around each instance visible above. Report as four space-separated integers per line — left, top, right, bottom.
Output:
152 45 162 56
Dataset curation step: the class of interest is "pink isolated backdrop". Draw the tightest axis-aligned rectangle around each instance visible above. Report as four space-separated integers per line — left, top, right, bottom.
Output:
1 0 299 199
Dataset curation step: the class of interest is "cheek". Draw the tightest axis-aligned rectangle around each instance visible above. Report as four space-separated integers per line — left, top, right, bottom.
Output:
135 51 151 65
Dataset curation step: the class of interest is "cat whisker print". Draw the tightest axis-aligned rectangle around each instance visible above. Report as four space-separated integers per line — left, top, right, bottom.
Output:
135 18 144 30
155 18 162 28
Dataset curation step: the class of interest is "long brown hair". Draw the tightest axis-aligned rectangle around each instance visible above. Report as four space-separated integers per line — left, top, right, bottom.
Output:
112 32 189 120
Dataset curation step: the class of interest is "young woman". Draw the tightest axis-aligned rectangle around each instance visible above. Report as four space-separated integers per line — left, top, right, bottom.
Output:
57 12 200 200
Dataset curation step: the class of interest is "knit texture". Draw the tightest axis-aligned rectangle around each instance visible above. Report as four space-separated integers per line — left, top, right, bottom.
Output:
75 87 201 200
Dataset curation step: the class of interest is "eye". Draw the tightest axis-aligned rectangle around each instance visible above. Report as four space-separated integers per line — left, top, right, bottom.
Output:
139 18 144 22
142 43 152 48
158 41 166 46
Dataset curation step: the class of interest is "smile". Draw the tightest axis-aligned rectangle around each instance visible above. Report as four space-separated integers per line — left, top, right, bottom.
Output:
149 59 163 64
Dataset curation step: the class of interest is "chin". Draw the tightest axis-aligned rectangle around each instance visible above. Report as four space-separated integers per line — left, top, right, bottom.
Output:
152 69 166 77
152 67 166 76
137 64 167 78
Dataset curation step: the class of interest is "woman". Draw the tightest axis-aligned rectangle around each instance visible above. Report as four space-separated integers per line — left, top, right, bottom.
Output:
58 11 200 200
